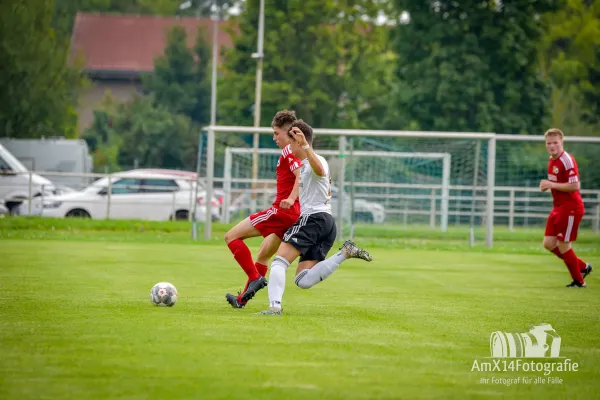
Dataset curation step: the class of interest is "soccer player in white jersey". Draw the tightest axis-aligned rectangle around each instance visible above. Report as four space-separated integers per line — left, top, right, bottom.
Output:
243 120 373 315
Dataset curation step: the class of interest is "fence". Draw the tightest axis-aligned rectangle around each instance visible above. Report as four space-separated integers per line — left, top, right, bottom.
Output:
199 126 600 246
0 170 218 222
1 169 599 237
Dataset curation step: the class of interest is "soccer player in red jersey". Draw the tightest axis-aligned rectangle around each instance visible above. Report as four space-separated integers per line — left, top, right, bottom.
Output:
540 128 592 288
224 110 302 307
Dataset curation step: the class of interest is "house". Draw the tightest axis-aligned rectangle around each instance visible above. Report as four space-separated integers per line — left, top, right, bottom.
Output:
70 12 235 133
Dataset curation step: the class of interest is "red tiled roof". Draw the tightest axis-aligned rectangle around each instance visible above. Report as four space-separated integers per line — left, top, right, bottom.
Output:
70 12 235 73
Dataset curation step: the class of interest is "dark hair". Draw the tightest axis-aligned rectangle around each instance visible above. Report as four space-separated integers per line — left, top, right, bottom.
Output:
271 110 296 128
289 119 313 144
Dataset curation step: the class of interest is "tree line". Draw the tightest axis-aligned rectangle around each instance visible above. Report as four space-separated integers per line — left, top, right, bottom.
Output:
1 0 599 172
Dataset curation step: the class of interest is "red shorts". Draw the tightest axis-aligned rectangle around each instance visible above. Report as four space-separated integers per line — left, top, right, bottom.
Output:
250 206 300 239
545 207 584 243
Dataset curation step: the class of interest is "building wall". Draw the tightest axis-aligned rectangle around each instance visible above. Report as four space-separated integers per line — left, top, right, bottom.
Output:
77 80 142 133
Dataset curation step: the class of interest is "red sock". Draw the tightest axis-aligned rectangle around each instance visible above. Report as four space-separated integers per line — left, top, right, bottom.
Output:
552 247 587 271
562 249 584 284
256 262 268 277
227 239 260 280
551 248 563 259
578 258 588 272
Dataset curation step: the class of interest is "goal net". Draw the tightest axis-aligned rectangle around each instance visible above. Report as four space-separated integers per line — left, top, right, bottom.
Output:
221 147 452 233
196 126 494 244
195 126 600 246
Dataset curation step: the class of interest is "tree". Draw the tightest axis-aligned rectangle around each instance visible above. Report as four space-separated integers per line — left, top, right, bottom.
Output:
0 0 84 138
84 24 212 171
538 0 600 130
84 94 197 171
143 25 211 125
392 0 556 134
217 0 398 134
178 0 237 18
115 96 196 169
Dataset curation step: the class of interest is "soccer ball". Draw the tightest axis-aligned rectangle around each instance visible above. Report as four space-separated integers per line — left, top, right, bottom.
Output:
150 282 178 307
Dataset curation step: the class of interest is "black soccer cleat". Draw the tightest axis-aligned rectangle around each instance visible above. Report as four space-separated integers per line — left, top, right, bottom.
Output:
566 280 587 288
239 276 268 303
225 293 245 309
581 264 593 279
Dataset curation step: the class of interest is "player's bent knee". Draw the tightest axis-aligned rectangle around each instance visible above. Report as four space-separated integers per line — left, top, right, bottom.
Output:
294 270 312 289
557 241 572 253
295 279 312 289
543 237 556 250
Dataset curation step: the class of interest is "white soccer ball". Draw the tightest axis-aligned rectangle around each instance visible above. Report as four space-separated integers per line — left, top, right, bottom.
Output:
150 282 178 307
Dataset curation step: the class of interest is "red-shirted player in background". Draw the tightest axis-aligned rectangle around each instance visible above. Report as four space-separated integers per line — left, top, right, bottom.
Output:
224 110 302 307
540 128 592 288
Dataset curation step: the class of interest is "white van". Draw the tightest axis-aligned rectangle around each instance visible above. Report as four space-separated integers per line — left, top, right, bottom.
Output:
0 138 93 190
0 144 55 213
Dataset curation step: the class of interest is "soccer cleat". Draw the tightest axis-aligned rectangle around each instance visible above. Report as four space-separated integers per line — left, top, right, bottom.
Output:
225 292 245 309
581 264 593 279
340 240 373 261
256 307 283 315
566 280 587 288
239 276 268 303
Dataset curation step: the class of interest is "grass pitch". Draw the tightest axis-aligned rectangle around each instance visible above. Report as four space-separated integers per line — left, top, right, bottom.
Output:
1 218 599 399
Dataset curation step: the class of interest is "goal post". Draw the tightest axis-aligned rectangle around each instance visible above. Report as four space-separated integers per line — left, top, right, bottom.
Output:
201 125 496 247
221 147 452 234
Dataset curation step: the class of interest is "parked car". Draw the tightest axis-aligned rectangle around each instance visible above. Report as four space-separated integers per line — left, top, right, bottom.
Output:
0 144 56 214
0 201 8 218
330 186 385 224
23 169 220 222
223 185 385 224
0 137 93 190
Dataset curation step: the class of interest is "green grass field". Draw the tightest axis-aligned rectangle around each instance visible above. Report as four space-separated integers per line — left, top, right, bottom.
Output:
1 218 599 399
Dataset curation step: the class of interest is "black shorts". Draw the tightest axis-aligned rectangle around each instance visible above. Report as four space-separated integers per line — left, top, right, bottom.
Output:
283 212 337 262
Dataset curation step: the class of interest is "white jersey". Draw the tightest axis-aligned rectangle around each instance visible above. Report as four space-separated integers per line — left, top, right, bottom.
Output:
299 155 332 216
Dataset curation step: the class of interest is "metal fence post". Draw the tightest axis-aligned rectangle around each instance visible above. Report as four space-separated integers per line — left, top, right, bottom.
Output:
223 147 232 223
595 192 600 235
485 136 496 248
40 184 45 216
204 126 215 240
171 191 177 221
509 189 515 232
28 172 33 215
106 174 112 220
440 154 450 232
337 135 346 239
429 188 436 228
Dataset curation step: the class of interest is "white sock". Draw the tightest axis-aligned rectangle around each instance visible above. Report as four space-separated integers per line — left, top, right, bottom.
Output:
295 251 346 289
268 256 289 309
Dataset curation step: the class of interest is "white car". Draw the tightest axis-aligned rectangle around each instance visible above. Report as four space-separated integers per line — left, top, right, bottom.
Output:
25 169 220 221
330 186 385 224
224 185 385 224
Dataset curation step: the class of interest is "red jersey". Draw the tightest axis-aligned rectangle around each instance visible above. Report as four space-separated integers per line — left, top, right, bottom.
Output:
547 151 584 211
273 144 301 213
